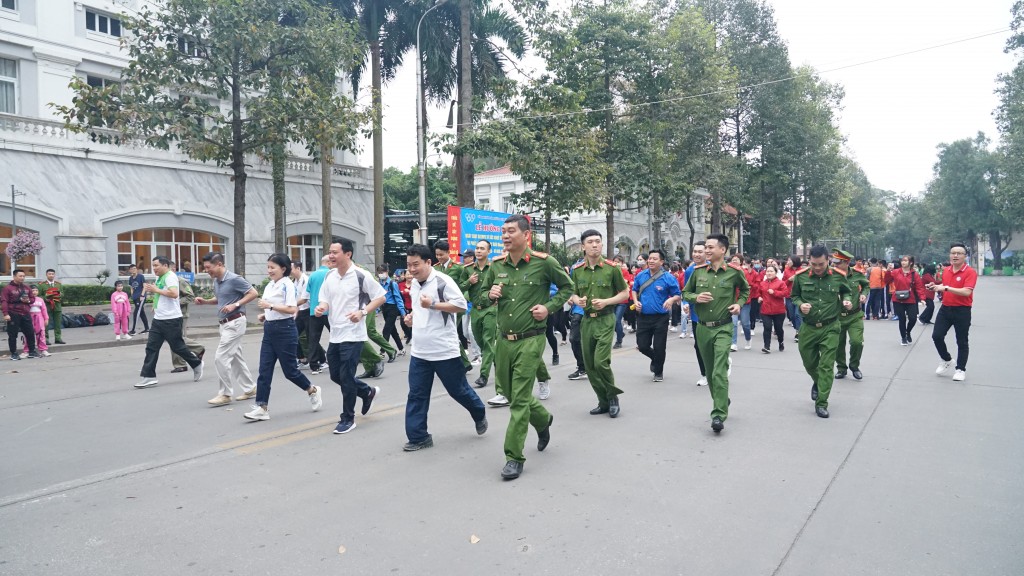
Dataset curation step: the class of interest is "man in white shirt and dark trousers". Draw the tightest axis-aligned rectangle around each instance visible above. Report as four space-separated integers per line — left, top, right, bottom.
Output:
134 256 204 388
402 244 488 451
315 238 387 434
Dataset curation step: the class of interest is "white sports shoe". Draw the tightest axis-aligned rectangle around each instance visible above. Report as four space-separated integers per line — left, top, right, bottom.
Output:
537 381 551 400
952 369 966 382
115 335 121 341
134 378 158 389
744 341 751 350
679 332 687 339
730 343 738 352
244 406 270 421
696 376 708 387
193 361 204 382
935 361 952 376
487 394 510 407
309 385 323 411
669 326 678 332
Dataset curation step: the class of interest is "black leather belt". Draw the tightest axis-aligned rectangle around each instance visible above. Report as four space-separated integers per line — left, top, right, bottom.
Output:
503 327 546 341
839 311 858 317
587 310 612 318
809 317 837 328
701 319 732 328
219 312 245 324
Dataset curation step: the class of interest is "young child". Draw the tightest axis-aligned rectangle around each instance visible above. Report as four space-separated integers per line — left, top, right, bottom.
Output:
24 285 51 357
111 280 133 341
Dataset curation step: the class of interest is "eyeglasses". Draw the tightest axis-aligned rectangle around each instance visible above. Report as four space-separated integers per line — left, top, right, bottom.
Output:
949 251 967 256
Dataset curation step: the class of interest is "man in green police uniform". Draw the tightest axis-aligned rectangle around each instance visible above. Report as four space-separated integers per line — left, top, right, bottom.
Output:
42 269 66 345
485 214 573 480
682 234 749 433
832 249 869 380
466 240 497 388
434 240 473 372
790 245 854 419
570 229 630 418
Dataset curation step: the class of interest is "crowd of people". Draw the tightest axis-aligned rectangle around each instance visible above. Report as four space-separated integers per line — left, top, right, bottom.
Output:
1 216 979 481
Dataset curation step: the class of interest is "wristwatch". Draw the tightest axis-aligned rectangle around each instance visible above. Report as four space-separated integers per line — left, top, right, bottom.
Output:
361 309 368 316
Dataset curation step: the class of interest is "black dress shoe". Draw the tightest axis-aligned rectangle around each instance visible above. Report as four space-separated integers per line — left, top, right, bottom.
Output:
711 417 724 433
811 383 818 401
851 369 863 380
356 369 373 379
170 367 188 373
474 376 487 388
835 369 847 379
537 415 553 451
552 354 559 366
387 353 396 363
501 460 523 480
816 405 830 419
608 396 620 418
55 339 66 345
589 405 609 415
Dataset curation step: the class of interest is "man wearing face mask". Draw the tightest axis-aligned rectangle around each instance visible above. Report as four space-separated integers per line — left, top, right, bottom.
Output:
376 264 407 357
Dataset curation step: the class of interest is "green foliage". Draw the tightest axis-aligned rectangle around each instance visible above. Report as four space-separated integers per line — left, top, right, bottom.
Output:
60 285 118 306
383 165 457 212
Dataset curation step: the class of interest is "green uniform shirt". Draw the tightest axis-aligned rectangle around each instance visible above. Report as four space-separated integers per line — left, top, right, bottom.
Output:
571 258 628 316
484 248 574 336
681 262 750 323
466 262 494 310
842 266 870 305
790 267 852 325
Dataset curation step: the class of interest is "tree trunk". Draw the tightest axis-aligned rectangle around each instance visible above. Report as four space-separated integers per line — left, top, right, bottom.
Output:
456 0 475 207
371 36 384 266
758 180 766 258
272 140 287 254
711 190 721 235
605 196 615 258
321 142 332 254
686 194 696 254
544 208 552 249
990 229 1003 271
230 64 247 276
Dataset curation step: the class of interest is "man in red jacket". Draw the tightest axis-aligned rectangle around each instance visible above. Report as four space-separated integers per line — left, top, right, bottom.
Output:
929 244 976 382
2 269 40 360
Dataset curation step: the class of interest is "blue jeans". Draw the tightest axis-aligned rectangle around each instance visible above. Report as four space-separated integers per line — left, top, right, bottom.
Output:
786 298 803 331
255 318 312 407
614 303 626 344
405 356 486 443
740 304 751 340
327 341 371 422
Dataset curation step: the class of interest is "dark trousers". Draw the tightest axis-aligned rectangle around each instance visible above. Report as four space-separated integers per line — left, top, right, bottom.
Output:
671 302 681 327
750 299 761 326
614 303 626 344
568 312 584 370
327 341 371 422
130 299 149 332
636 313 669 374
381 303 404 351
762 313 785 349
6 313 36 355
307 314 330 369
893 301 918 341
918 299 935 324
405 356 486 443
884 287 893 315
294 312 309 360
691 320 707 375
933 306 971 371
140 318 200 378
868 288 885 319
255 318 312 407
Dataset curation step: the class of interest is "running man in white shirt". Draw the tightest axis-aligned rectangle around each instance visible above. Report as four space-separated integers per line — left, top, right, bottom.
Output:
401 244 488 451
314 238 387 435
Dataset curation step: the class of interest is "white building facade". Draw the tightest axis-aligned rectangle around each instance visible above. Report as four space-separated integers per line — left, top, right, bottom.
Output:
473 166 708 261
0 0 373 282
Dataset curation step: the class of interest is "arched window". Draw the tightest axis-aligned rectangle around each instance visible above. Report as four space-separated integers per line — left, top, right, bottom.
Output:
288 234 324 272
1 224 38 278
117 228 226 275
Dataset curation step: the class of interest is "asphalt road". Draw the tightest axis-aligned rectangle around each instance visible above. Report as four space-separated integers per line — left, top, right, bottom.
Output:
1 277 1022 575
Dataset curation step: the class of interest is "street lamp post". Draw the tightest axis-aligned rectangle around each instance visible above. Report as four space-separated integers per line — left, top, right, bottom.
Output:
416 0 448 246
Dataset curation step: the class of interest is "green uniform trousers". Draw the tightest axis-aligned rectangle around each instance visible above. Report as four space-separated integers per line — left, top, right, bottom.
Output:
799 320 841 408
46 305 63 341
695 323 734 420
470 307 496 382
172 304 206 369
496 334 552 463
367 312 396 357
581 313 622 407
835 313 864 372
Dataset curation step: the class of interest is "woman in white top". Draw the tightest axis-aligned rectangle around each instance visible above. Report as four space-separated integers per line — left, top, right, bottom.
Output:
244 254 322 421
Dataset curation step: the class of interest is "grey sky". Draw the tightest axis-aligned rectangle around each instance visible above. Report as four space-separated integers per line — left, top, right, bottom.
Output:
361 0 1017 197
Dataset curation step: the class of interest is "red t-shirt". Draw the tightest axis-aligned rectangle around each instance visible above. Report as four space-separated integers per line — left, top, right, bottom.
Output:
940 264 976 307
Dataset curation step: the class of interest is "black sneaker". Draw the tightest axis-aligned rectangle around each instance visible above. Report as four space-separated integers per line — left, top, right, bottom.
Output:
779 342 785 352
711 417 724 433
361 386 379 415
26 351 42 359
906 334 913 343
9 353 21 361
475 417 488 435
403 436 433 451
552 354 559 366
372 361 385 378
613 341 622 349
568 369 587 380
473 376 487 388
761 347 770 354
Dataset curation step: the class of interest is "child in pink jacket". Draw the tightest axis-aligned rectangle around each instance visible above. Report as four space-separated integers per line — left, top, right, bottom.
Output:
111 280 133 341
24 285 50 357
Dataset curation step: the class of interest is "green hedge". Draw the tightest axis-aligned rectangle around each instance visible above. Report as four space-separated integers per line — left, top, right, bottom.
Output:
1 283 115 306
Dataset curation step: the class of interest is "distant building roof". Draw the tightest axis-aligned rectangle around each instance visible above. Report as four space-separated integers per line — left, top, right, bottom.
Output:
476 166 513 178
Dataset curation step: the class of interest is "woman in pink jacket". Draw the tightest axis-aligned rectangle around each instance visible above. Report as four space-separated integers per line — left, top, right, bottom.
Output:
758 264 790 353
111 280 133 341
884 255 928 346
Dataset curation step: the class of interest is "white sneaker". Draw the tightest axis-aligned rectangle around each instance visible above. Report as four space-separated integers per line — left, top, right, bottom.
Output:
487 394 510 407
730 343 738 352
935 361 952 376
134 378 158 389
309 385 323 411
728 357 733 377
193 361 204 382
679 332 686 339
744 340 751 350
537 381 551 400
123 333 133 339
751 329 757 336
41 350 51 357
952 369 966 382
696 376 708 387
115 335 121 341
669 326 678 332
244 406 270 421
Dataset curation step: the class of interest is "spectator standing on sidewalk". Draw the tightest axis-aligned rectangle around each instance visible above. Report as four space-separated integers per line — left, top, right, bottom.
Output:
127 264 150 335
111 281 132 341
133 256 204 389
195 252 259 405
929 244 976 382
2 269 40 360
41 269 65 345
